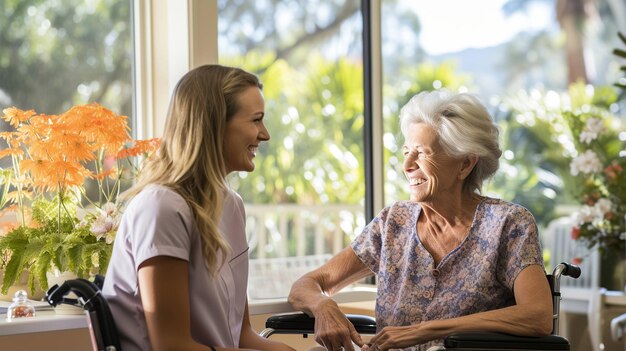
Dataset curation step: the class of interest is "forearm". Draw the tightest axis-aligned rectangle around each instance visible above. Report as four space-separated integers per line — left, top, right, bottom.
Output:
238 324 295 351
289 248 372 315
287 274 337 314
423 303 553 339
368 303 553 350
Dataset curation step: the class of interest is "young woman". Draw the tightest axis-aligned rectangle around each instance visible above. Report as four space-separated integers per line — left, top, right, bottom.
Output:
102 65 294 351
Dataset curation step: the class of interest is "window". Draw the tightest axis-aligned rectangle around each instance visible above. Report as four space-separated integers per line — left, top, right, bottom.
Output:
0 0 135 199
380 0 625 226
214 0 625 298
0 0 134 128
218 0 366 299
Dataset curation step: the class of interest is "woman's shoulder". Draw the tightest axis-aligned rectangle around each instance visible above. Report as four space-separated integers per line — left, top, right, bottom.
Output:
388 200 420 210
225 188 244 206
125 184 190 217
224 188 245 217
377 200 420 221
478 197 535 221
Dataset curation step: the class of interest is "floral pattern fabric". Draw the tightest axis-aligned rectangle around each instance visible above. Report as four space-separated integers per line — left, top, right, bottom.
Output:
351 197 543 351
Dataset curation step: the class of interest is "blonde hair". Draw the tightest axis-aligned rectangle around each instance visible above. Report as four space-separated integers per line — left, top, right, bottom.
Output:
124 65 262 275
400 90 502 194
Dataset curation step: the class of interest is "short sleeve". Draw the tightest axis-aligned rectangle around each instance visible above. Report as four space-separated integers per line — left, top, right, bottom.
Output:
497 205 544 289
123 186 195 271
350 206 390 274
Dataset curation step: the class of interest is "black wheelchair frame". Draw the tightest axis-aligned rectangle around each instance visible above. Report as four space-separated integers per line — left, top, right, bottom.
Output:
261 262 581 351
45 275 121 351
43 263 580 351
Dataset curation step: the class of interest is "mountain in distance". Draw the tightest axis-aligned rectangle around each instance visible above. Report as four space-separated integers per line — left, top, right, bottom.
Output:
427 44 509 99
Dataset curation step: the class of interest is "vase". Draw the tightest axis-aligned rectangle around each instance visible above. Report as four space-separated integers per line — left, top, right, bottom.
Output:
599 249 626 292
46 269 84 315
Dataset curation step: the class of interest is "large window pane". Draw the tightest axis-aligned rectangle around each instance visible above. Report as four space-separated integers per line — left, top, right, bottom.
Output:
0 0 134 199
0 0 133 124
218 0 365 299
381 0 624 226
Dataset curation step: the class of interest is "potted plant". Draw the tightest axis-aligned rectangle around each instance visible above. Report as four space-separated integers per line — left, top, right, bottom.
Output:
0 104 159 295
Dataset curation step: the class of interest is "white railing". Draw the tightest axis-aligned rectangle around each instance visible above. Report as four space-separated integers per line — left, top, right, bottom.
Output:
244 203 365 259
245 203 365 299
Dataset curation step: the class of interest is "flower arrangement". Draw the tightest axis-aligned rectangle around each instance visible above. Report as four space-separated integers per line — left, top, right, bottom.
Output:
564 86 626 256
501 81 625 260
0 104 160 294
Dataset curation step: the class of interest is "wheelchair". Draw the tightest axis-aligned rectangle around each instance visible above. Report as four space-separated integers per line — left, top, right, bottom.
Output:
261 262 581 350
46 274 121 351
43 262 580 351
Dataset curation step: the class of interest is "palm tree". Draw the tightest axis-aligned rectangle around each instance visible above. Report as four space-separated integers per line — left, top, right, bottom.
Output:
556 0 596 84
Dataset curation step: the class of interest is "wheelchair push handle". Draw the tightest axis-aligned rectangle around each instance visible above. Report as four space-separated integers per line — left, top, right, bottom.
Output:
553 262 581 279
45 278 100 308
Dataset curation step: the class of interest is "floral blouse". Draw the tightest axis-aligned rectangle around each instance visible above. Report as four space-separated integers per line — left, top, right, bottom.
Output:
350 197 543 351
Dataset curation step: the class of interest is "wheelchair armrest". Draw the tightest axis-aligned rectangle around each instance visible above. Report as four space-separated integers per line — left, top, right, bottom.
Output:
444 332 570 350
264 311 376 335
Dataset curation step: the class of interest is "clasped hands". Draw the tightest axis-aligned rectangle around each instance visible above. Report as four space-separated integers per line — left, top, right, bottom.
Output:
312 300 425 351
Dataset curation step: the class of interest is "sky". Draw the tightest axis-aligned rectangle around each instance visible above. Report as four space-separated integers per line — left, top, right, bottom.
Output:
409 0 556 55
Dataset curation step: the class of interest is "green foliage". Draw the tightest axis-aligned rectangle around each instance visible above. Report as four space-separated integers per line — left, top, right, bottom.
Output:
228 54 366 205
0 0 132 115
0 197 112 294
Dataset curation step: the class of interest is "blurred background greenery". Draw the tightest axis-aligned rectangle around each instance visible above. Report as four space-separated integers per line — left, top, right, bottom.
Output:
1 0 625 259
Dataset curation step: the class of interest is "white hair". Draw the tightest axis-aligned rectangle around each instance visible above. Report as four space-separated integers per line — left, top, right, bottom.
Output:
399 89 502 193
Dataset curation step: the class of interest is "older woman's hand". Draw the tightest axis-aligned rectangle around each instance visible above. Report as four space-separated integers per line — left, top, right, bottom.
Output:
364 324 425 351
312 299 364 351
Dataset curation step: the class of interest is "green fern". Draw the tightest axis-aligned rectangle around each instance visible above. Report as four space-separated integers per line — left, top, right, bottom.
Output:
0 212 114 294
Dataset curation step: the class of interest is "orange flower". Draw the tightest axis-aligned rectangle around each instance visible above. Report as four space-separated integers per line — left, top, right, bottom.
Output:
61 104 131 155
93 168 115 180
20 159 55 191
51 160 91 189
48 130 96 163
1 107 36 128
0 131 21 148
0 147 24 160
117 138 161 159
20 159 89 192
17 114 55 143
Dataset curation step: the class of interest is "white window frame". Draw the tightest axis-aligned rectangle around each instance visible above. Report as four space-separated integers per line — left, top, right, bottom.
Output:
133 0 217 139
134 0 385 217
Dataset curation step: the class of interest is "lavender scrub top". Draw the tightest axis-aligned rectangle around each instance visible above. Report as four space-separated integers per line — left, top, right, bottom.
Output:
350 197 544 351
102 185 249 351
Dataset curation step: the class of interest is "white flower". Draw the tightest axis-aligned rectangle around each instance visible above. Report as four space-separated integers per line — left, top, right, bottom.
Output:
570 150 602 176
90 215 116 235
594 198 612 216
89 202 121 242
101 202 118 216
573 205 598 225
579 118 604 144
579 131 595 144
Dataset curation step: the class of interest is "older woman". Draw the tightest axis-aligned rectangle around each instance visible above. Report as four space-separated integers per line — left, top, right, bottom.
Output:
288 90 552 351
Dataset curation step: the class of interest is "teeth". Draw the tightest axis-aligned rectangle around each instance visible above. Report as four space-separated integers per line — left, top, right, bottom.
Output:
408 178 425 185
249 146 258 156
